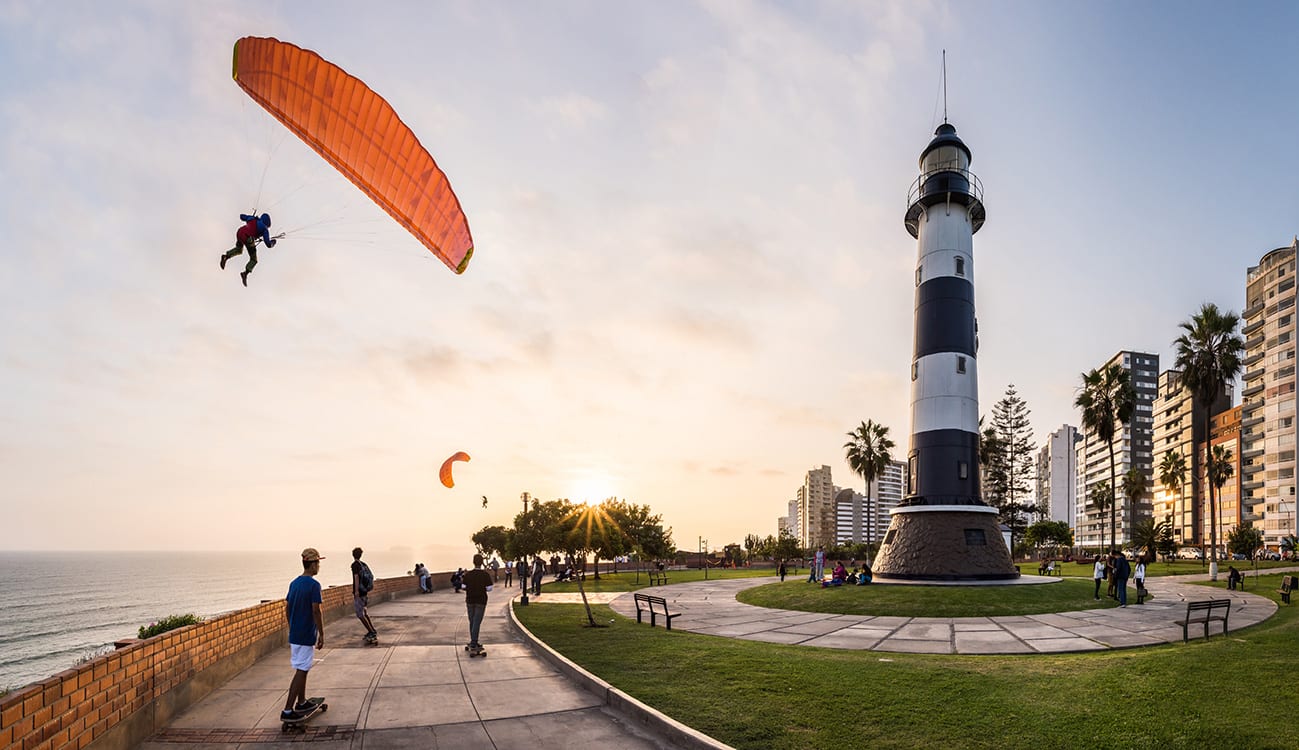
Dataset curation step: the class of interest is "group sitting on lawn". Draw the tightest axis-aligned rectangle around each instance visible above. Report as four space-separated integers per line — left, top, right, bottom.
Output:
821 560 873 587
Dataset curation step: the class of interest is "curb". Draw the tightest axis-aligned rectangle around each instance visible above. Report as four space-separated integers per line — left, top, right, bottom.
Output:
507 593 734 750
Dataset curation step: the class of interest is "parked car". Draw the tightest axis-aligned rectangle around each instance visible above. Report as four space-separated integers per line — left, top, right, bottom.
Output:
1231 553 1248 560
1177 548 1205 560
1262 551 1282 561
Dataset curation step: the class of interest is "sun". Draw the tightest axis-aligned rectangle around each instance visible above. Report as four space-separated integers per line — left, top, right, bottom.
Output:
568 475 616 506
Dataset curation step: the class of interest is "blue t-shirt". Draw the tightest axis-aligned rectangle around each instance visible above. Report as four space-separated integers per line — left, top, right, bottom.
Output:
286 575 322 646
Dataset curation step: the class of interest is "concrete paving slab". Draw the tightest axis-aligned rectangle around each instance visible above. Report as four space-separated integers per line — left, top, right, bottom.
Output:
768 619 852 636
954 631 1034 653
364 684 474 730
459 655 557 682
377 659 466 687
1026 637 1107 653
875 637 953 654
744 630 814 645
251 688 368 730
292 660 381 690
468 674 603 721
999 622 1073 640
316 646 389 665
952 618 1001 631
484 708 667 750
893 622 952 640
800 631 885 650
385 644 459 663
167 688 284 729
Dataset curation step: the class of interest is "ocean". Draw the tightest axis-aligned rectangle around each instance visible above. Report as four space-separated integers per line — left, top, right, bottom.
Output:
0 547 474 692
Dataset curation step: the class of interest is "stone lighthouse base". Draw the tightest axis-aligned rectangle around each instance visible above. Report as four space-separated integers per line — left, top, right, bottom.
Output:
873 505 1019 581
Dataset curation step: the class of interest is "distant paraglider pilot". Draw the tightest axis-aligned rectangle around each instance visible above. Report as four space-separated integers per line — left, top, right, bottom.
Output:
221 212 276 286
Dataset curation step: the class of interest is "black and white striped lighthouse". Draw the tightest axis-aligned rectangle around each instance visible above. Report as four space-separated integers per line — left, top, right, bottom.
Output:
873 120 1018 580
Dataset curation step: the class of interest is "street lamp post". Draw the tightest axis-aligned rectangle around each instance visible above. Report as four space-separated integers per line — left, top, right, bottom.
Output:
520 492 531 606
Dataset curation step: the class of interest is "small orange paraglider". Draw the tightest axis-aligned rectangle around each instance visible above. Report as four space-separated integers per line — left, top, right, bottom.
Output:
439 452 470 488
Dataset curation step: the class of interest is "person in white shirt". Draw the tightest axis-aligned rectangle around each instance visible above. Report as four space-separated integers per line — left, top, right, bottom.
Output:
1092 555 1106 600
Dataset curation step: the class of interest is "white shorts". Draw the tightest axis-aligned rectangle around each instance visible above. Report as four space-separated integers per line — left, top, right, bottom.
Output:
290 643 314 671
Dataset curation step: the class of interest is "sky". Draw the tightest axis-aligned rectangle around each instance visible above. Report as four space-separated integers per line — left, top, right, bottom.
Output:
1 1 1297 556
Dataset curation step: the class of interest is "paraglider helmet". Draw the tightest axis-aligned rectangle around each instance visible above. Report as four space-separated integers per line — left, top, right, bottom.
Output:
260 213 271 228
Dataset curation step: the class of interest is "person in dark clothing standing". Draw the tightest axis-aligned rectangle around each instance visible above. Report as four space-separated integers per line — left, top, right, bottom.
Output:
1113 550 1132 607
778 560 787 582
351 547 378 644
463 554 494 654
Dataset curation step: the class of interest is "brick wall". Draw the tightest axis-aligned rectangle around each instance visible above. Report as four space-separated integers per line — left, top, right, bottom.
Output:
0 572 438 750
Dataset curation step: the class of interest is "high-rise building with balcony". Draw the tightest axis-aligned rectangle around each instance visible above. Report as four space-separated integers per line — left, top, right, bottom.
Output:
1074 351 1159 550
1151 370 1231 548
797 465 836 549
1036 425 1079 526
1241 238 1298 552
834 460 905 545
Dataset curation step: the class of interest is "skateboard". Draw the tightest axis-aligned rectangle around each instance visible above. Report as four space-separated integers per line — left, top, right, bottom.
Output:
281 698 327 733
363 633 378 646
464 643 487 658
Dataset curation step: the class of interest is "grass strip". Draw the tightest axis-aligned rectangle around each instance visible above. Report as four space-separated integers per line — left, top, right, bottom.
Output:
517 572 1299 750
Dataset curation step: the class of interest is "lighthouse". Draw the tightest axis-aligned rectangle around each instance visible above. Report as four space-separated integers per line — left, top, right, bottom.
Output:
872 121 1018 580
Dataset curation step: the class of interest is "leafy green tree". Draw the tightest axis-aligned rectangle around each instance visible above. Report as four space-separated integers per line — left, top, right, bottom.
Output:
470 525 512 558
1174 302 1244 578
1227 524 1264 559
774 528 802 565
1076 363 1135 552
1024 520 1073 554
1156 521 1178 561
1121 467 1149 543
843 420 895 553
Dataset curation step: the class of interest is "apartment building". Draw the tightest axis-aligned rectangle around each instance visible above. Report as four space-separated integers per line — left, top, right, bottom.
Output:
1035 425 1078 526
1241 238 1299 551
1199 406 1243 553
1074 351 1159 550
833 459 905 545
797 465 836 549
1151 370 1232 548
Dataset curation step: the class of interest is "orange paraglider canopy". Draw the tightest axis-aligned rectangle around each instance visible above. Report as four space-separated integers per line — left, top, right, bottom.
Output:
439 451 471 488
232 36 474 274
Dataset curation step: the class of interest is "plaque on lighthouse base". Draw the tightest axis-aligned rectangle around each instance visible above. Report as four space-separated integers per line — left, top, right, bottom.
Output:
873 505 1019 581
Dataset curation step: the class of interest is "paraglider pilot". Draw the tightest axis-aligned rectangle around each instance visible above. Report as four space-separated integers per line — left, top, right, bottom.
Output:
221 213 276 286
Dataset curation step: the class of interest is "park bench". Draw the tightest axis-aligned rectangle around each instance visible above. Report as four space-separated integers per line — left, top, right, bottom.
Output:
1278 575 1296 604
633 592 681 630
1174 599 1231 643
648 570 669 586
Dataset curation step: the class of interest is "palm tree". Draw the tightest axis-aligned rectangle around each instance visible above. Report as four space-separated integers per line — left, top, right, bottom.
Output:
844 420 895 556
1076 364 1135 552
1174 303 1244 580
1206 444 1236 562
1158 450 1187 545
1130 517 1169 562
1121 467 1149 545
1280 534 1299 561
1088 481 1111 555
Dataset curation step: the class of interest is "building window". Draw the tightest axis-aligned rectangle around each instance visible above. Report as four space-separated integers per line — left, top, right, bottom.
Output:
957 356 966 374
955 256 965 276
958 461 968 480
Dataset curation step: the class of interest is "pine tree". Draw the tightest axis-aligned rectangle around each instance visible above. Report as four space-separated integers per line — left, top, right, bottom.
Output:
988 385 1037 551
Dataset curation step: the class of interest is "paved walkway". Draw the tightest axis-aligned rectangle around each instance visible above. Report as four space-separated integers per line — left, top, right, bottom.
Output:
138 571 1285 749
605 573 1278 654
138 587 677 750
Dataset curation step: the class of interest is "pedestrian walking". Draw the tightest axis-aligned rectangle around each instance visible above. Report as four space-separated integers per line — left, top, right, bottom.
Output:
1133 556 1147 600
778 560 787 582
504 560 513 588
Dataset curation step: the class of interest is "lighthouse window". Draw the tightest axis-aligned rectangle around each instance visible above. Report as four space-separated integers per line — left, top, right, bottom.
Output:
912 362 918 381
956 356 966 374
958 461 969 480
955 257 965 276
916 266 922 286
908 455 918 494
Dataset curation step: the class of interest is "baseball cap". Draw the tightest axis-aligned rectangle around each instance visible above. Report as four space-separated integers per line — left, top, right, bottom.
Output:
301 548 325 562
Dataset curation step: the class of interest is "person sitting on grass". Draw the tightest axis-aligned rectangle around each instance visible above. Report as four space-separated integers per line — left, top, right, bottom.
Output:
857 562 873 585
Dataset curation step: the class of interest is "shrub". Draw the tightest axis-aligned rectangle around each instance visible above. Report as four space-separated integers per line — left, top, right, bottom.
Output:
138 614 203 639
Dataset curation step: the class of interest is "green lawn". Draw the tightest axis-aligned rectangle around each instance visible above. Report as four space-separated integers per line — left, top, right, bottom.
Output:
539 567 770 595
516 572 1299 750
737 578 1113 617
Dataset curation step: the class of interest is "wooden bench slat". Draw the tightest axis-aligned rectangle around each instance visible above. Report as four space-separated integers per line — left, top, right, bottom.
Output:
1174 598 1230 642
633 592 681 630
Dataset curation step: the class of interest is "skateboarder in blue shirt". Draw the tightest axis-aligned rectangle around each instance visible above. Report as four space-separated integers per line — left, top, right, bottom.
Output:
283 548 325 722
